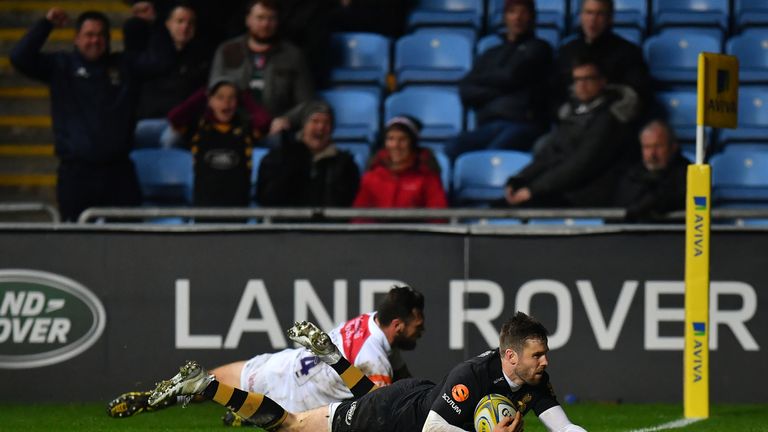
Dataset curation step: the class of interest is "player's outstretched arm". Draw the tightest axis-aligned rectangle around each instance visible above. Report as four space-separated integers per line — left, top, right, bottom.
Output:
538 405 588 432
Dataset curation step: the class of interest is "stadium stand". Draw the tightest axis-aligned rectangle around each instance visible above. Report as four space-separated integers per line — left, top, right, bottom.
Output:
320 88 380 144
487 0 568 33
130 148 194 206
328 32 391 89
651 0 729 32
726 29 768 84
644 28 722 85
656 88 699 143
406 0 484 31
394 32 473 87
718 86 768 145
711 144 768 207
384 86 464 142
452 150 532 205
734 0 768 30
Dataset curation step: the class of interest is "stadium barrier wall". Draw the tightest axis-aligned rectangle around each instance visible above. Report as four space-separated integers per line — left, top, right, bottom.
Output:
0 226 766 403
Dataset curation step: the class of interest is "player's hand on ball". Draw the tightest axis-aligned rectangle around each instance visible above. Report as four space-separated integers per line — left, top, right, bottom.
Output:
494 411 523 432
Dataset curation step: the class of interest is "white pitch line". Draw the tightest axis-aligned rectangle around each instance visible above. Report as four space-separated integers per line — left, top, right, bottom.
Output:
627 418 705 432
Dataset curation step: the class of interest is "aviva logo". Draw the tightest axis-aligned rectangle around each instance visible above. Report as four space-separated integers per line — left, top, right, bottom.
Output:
693 322 706 337
0 269 106 369
694 196 707 211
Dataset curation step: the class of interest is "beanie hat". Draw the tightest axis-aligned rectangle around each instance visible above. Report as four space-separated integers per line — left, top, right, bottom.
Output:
208 76 239 95
301 100 335 127
385 115 422 148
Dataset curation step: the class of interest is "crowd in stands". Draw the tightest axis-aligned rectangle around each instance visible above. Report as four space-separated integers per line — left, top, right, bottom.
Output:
13 0 719 223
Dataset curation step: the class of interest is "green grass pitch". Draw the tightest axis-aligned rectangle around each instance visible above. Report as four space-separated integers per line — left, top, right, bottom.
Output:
1 402 767 431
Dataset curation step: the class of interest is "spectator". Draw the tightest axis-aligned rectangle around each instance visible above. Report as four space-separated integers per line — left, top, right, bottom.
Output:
446 0 552 161
168 78 270 207
10 8 173 221
553 0 652 117
133 2 213 148
613 120 689 222
353 116 447 216
503 56 638 207
331 0 414 38
256 101 359 207
210 0 314 138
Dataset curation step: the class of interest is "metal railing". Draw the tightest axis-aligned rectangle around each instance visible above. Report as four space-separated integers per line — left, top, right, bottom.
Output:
0 202 60 223
74 206 768 225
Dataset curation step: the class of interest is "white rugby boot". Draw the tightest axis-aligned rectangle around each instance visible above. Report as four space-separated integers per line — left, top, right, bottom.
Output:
147 360 214 408
287 321 342 364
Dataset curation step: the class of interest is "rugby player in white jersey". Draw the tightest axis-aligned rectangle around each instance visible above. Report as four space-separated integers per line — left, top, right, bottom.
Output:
107 285 424 422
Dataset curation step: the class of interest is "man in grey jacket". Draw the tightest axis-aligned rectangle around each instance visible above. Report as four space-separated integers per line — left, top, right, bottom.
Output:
209 0 314 137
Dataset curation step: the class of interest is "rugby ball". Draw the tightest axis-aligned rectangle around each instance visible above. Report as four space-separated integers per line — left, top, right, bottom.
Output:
474 393 516 432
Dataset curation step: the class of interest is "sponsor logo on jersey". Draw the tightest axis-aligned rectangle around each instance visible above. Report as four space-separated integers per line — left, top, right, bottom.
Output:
341 314 371 364
493 376 505 384
0 269 106 369
478 350 493 357
451 384 469 402
345 401 357 425
442 393 462 414
516 393 533 412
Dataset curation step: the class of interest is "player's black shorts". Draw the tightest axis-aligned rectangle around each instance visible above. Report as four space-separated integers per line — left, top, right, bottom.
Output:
331 378 433 432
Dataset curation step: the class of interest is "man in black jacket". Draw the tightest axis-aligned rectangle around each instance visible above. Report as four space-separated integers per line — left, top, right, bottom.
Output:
256 101 359 207
446 0 552 161
553 0 652 117
614 120 689 222
10 8 173 221
504 57 638 207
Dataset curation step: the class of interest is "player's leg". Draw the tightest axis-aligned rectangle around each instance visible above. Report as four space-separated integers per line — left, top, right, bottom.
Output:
210 360 247 387
148 360 290 431
288 321 376 397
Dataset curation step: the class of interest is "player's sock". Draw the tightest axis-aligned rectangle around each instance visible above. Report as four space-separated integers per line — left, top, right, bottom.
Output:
201 380 287 430
328 356 376 397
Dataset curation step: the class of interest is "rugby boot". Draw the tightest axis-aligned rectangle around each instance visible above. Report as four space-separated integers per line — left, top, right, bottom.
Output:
287 321 342 364
147 360 214 408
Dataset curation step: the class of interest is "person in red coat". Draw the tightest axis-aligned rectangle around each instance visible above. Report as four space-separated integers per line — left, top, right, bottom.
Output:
353 116 447 219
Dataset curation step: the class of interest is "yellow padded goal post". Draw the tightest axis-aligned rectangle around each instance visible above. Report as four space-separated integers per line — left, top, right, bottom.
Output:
685 52 739 419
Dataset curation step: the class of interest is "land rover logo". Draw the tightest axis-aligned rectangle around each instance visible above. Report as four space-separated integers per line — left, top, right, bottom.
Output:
0 269 106 369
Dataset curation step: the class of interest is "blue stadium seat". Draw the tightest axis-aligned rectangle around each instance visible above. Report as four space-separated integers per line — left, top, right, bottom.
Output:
536 27 561 49
652 0 729 31
320 88 380 144
130 148 194 205
572 0 648 32
428 146 452 191
487 0 566 33
727 30 768 84
407 0 483 30
413 26 478 45
711 144 768 205
452 150 532 204
734 0 768 30
476 33 503 55
644 29 722 85
329 32 391 88
656 89 698 142
336 142 371 174
394 32 473 87
719 87 768 144
250 147 269 203
384 87 464 142
614 26 643 45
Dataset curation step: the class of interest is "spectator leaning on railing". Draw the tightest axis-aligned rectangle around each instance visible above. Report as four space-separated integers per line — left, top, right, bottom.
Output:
10 7 174 221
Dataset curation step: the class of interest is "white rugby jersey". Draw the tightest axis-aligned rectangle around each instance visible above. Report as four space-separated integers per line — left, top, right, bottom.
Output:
239 312 400 412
